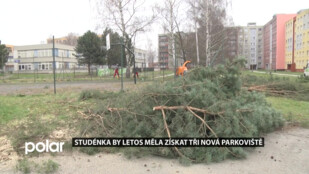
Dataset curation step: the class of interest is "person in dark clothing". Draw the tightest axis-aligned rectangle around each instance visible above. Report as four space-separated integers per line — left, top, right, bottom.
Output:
133 68 139 78
114 65 119 78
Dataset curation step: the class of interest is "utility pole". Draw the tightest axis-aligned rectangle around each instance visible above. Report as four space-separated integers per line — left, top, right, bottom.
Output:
0 40 3 73
33 54 35 83
144 54 146 79
107 35 134 90
53 36 56 94
133 51 136 84
120 38 124 92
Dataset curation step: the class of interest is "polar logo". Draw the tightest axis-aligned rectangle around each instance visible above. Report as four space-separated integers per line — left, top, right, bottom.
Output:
25 140 64 155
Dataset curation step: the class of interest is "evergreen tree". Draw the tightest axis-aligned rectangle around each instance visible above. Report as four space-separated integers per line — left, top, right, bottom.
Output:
101 28 127 67
0 44 9 70
75 31 105 74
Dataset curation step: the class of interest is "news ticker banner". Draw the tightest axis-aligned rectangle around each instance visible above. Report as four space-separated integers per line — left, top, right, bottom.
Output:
72 138 264 147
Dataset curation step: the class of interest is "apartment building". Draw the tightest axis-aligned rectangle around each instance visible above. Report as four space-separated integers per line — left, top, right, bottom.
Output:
263 14 296 70
285 18 295 70
158 34 169 69
222 23 263 69
134 48 148 68
295 9 309 70
285 9 309 71
238 23 264 69
158 34 184 69
5 44 77 71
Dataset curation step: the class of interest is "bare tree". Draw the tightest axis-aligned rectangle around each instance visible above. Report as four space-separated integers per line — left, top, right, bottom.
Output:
187 0 201 65
174 20 186 62
195 0 229 66
47 33 79 46
146 38 155 68
65 33 79 46
96 0 156 78
156 0 183 70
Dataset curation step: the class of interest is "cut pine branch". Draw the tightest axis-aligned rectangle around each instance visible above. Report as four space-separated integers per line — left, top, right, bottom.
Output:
153 106 224 116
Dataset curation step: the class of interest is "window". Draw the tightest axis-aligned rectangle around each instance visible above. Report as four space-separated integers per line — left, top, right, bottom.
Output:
54 48 58 57
34 50 38 57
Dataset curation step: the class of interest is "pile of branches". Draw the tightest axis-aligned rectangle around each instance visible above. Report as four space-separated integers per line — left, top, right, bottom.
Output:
79 59 284 164
246 84 297 96
242 73 309 100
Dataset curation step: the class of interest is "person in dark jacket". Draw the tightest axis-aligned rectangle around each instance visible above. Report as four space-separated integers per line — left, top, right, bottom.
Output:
114 65 119 78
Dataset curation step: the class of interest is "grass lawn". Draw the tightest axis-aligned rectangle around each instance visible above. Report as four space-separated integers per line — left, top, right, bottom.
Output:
0 92 94 154
267 97 309 128
251 70 304 75
242 70 303 79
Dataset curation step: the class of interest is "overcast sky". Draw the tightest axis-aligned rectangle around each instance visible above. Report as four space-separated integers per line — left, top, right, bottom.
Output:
0 0 308 50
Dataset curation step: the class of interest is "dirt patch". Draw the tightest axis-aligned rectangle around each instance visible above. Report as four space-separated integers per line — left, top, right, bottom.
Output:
1 127 308 174
0 136 19 171
49 128 73 141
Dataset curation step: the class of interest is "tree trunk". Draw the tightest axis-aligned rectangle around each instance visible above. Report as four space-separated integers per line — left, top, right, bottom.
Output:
205 0 210 67
118 1 131 78
126 64 131 78
88 64 91 75
194 0 200 65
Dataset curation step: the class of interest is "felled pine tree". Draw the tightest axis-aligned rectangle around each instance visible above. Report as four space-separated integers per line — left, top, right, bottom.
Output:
81 59 284 164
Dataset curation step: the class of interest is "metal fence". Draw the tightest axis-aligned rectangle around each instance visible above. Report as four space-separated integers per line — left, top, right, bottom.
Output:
0 67 175 84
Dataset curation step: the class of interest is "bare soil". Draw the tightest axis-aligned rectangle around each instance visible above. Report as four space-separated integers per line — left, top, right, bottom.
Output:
1 127 308 174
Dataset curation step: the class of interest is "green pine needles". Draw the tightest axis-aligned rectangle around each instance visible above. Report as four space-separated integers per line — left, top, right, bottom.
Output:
79 59 284 164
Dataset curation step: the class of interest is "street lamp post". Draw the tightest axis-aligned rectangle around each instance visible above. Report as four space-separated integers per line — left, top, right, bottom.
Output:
0 40 3 73
107 37 136 91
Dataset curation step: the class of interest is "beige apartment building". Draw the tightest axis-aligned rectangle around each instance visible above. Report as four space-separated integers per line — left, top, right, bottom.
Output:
238 23 264 69
5 44 77 71
134 48 148 68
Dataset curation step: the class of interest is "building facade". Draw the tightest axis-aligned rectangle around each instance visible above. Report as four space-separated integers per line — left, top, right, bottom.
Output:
240 23 264 69
222 23 263 69
158 34 184 70
158 34 170 69
285 9 309 71
5 44 77 71
263 14 296 70
285 18 295 70
134 48 148 68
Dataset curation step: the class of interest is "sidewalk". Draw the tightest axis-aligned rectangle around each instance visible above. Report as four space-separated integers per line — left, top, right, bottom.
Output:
252 71 300 77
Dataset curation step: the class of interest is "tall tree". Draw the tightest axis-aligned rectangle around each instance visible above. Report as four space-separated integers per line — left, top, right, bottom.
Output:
75 31 105 74
101 28 127 67
187 0 201 65
0 44 9 70
146 38 156 67
97 0 156 78
198 0 228 66
156 0 180 69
